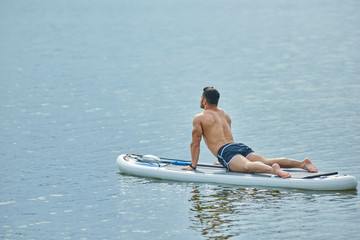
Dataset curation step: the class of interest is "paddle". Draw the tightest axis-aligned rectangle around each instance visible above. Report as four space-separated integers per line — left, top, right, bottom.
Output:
133 154 225 169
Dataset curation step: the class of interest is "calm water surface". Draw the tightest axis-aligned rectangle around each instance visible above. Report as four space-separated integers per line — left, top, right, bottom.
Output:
1 0 359 239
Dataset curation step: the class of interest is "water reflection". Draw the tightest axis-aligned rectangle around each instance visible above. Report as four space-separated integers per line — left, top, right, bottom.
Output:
187 185 357 239
188 186 284 239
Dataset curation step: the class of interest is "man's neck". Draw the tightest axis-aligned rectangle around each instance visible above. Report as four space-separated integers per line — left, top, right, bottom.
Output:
204 104 218 110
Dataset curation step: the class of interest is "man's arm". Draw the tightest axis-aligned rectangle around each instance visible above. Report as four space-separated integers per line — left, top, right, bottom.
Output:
182 115 202 171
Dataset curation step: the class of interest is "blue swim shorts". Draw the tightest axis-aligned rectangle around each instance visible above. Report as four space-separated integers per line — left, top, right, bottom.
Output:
217 143 254 171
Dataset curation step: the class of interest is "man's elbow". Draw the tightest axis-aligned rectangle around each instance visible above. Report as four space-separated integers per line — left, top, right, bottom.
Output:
190 141 200 149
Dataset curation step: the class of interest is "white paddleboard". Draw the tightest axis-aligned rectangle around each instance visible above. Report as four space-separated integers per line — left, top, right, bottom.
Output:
116 154 357 191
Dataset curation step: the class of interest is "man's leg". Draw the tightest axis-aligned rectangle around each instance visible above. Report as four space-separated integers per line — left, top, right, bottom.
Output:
228 155 291 178
247 153 318 172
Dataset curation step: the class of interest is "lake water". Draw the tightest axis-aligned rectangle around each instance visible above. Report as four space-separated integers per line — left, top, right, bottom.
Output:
1 0 359 239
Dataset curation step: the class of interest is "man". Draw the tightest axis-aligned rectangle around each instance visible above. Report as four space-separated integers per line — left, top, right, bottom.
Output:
182 86 318 178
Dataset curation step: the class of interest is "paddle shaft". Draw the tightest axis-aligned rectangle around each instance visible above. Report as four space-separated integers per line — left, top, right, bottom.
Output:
160 159 224 169
136 154 225 169
158 156 191 162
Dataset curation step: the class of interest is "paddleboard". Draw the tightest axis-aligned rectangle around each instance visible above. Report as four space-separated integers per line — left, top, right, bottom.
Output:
116 154 357 191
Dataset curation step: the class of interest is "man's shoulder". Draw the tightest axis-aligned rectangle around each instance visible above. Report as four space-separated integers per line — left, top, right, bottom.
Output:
193 111 210 122
194 112 205 120
217 108 230 117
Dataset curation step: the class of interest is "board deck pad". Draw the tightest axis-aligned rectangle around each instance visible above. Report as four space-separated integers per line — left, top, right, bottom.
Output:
251 170 339 179
285 170 338 179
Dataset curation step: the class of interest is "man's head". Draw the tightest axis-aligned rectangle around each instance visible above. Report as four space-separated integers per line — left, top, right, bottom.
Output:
201 86 220 109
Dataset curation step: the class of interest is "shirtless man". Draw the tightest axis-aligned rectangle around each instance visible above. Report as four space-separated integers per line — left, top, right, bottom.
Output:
182 86 318 178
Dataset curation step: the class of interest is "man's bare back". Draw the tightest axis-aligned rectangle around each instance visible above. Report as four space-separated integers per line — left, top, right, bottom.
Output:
182 87 318 178
195 108 234 156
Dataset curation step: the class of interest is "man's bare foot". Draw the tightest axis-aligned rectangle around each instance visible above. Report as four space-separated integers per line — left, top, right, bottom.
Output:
301 158 318 173
272 163 291 178
213 162 221 165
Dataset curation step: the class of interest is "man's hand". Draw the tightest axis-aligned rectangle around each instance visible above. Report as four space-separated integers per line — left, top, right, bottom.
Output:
181 166 196 171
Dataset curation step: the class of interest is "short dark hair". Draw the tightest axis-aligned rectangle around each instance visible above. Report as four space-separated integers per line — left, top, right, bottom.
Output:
203 86 220 105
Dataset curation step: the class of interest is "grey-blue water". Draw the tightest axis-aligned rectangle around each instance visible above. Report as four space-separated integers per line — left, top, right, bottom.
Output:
1 0 359 239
